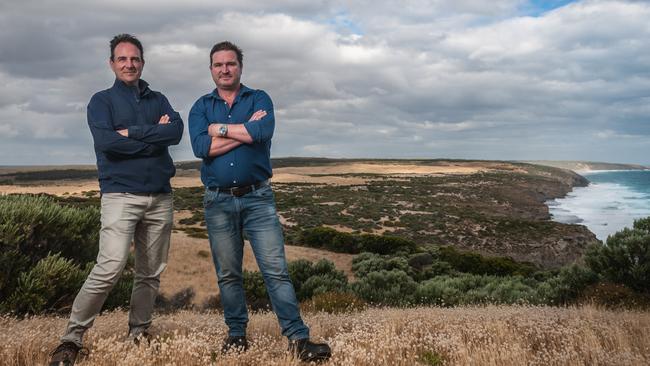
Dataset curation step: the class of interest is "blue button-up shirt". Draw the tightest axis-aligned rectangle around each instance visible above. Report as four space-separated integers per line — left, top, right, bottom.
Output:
88 79 184 193
188 84 275 188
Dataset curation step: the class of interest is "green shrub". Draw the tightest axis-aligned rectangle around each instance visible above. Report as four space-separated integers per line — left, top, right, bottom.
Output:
536 264 598 305
301 291 367 314
585 217 650 293
0 194 100 265
358 234 417 255
420 350 445 366
352 270 417 305
243 270 269 310
3 253 86 314
416 273 539 306
300 275 349 299
416 274 485 306
0 250 30 301
297 227 360 253
407 252 433 269
289 259 348 300
351 253 412 278
437 246 536 277
294 227 419 255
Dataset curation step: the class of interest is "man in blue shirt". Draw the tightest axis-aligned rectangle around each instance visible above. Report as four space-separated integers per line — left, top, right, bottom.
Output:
50 34 183 366
189 41 331 362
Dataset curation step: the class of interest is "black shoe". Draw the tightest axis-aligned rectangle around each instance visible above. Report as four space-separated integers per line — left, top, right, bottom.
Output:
129 331 153 346
288 338 332 362
221 336 249 354
48 342 87 366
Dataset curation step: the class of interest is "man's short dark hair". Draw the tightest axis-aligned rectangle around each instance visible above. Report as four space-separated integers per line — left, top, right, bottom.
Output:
110 34 144 61
209 41 243 67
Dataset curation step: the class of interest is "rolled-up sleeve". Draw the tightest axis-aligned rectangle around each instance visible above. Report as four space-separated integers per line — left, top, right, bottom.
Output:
188 98 213 158
243 90 274 143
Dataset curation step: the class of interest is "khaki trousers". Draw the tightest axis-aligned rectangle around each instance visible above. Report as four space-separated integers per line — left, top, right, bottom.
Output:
61 192 173 346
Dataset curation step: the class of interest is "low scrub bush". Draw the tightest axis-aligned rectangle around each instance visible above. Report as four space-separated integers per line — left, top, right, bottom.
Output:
535 264 598 305
295 227 360 253
2 253 85 314
437 246 537 277
416 274 539 306
585 217 650 293
352 269 418 305
0 194 100 265
243 270 270 310
358 234 417 255
351 253 412 278
289 259 348 300
294 226 419 255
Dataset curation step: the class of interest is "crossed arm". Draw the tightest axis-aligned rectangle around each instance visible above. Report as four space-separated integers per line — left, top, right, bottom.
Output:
117 114 171 137
88 93 184 160
206 110 266 157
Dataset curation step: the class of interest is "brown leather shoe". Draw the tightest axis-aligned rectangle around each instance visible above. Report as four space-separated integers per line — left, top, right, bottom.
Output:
48 342 87 366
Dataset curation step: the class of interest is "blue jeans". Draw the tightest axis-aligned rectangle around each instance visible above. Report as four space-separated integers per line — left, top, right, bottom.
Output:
204 184 309 340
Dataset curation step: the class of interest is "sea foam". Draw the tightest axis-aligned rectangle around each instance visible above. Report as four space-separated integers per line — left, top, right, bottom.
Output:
547 170 650 241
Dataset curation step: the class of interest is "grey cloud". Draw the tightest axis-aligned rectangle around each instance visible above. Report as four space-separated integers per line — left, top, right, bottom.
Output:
1 0 650 165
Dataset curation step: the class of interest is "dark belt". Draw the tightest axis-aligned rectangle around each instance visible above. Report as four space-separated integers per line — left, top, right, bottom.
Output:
127 192 165 196
208 180 268 197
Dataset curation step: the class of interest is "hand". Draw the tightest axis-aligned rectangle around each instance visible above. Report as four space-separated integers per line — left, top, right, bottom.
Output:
208 123 221 137
159 114 170 124
117 129 128 137
249 110 266 122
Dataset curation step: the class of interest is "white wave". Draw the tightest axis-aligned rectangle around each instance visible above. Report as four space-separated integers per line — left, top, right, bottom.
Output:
547 182 650 242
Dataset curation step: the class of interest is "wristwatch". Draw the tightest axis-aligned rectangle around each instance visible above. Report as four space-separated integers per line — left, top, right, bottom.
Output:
218 124 228 137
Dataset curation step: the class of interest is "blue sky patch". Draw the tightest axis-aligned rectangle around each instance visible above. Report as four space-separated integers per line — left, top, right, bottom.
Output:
524 0 579 16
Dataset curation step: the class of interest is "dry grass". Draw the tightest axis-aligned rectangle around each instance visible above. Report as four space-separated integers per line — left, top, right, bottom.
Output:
2 305 649 366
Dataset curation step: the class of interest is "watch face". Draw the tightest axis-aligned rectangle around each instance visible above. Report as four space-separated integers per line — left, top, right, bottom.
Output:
219 125 228 136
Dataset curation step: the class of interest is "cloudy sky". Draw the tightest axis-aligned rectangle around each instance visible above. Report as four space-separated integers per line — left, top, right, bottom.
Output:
1 0 648 165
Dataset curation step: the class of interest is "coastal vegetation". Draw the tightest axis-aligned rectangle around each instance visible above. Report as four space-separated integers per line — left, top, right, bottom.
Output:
1 159 649 364
2 191 649 316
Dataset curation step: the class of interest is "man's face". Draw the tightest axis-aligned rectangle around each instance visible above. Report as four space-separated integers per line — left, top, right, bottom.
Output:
110 42 144 86
210 50 241 91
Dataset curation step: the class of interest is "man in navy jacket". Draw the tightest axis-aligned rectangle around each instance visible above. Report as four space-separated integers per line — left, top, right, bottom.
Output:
49 34 183 366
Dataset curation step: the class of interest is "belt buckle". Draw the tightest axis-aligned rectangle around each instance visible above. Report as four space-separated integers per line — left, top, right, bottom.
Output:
231 186 247 197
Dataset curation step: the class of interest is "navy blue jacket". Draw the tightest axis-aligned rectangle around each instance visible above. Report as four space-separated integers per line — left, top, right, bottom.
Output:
88 79 184 193
188 85 274 188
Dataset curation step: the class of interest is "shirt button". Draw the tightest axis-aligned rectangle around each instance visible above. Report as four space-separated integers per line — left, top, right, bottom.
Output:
233 180 237 184
230 163 234 167
228 115 231 118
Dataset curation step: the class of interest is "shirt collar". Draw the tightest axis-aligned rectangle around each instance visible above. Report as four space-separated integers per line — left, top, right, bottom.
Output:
209 84 253 101
112 78 151 96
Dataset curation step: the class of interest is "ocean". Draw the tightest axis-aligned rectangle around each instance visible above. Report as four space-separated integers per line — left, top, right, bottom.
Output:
547 170 650 242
